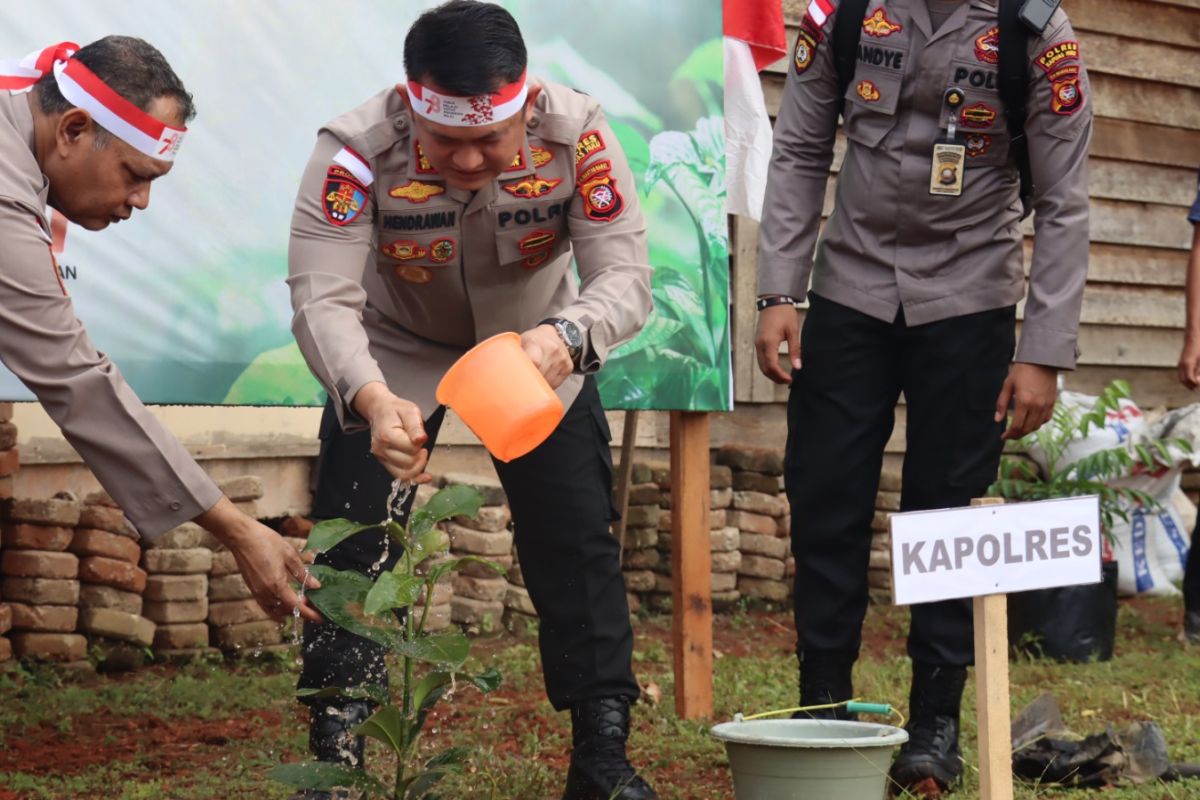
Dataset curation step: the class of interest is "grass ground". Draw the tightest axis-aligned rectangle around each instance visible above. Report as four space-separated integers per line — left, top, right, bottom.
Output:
1 596 1198 799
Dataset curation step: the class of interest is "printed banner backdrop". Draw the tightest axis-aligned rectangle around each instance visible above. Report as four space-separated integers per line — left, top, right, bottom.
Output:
0 1 729 412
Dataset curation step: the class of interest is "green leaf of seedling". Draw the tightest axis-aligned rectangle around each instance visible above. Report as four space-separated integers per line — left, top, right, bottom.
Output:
413 670 454 714
393 631 470 668
364 572 424 617
268 762 387 796
414 667 503 716
409 526 449 568
354 704 408 757
384 519 406 546
425 556 508 586
305 566 403 649
427 747 472 769
423 485 485 525
305 519 379 554
295 685 390 706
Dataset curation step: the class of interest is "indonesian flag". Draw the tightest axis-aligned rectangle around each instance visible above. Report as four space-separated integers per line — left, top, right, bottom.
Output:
724 0 787 220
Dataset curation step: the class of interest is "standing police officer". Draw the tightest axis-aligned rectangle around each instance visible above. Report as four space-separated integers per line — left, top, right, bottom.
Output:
0 37 319 628
287 3 656 798
755 0 1092 794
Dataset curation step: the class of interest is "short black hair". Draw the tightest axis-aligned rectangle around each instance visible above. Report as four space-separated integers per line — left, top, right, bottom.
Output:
35 35 196 126
404 0 527 95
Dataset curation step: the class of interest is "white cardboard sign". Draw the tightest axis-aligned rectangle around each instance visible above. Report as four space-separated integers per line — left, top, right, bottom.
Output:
890 496 1102 606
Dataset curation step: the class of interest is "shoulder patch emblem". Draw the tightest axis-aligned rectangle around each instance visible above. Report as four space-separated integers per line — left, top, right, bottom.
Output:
576 159 613 186
856 79 881 102
518 229 557 253
388 180 446 204
974 27 1000 65
862 7 902 38
1048 64 1084 115
794 25 819 74
1036 40 1079 73
575 130 606 168
579 175 624 223
530 146 553 168
502 176 563 199
394 265 433 284
960 102 997 128
412 141 437 174
964 133 992 158
322 166 368 227
382 240 427 262
430 237 456 264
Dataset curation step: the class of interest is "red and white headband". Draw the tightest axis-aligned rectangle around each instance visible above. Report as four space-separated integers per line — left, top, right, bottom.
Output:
0 42 186 162
406 71 528 127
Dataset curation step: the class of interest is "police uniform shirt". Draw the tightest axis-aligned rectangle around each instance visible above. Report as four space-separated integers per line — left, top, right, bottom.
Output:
0 89 221 538
759 0 1093 370
288 79 652 428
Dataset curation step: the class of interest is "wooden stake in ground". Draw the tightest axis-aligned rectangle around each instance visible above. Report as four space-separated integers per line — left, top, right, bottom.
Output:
970 496 1014 800
670 410 712 719
612 409 640 565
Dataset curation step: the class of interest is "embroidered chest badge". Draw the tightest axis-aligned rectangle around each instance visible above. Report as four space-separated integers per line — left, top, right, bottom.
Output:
974 27 1000 65
530 146 553 168
382 240 427 261
862 7 903 38
429 237 456 264
388 180 446 204
501 176 562 199
960 102 997 128
856 79 881 102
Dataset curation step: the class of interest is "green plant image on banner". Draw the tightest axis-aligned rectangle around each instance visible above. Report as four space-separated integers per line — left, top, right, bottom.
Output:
0 2 728 412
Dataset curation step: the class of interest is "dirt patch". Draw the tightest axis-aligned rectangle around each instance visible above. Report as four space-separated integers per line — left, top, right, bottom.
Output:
0 708 283 777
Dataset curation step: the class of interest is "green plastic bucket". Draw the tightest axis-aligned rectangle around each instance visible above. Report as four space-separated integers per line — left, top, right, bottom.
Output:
710 719 909 799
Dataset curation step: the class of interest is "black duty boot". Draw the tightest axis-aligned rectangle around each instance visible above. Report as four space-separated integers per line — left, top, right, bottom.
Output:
889 663 968 797
562 697 658 800
794 650 857 720
1184 610 1200 645
289 700 374 800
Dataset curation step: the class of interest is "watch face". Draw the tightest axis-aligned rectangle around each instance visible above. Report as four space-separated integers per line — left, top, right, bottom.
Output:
559 320 582 350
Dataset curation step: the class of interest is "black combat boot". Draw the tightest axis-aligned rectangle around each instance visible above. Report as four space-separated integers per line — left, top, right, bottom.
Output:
1185 609 1200 645
794 650 857 720
562 697 658 800
889 662 968 796
289 700 374 800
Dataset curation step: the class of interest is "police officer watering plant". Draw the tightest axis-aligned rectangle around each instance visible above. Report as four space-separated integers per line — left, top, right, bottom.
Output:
286 2 656 798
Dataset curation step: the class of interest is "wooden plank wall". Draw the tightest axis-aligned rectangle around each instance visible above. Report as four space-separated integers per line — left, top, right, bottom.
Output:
730 0 1200 457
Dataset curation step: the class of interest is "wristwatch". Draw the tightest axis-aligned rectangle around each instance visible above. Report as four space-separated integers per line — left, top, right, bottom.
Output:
540 317 583 366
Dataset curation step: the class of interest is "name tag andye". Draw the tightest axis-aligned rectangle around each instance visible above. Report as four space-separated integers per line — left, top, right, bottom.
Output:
889 496 1102 606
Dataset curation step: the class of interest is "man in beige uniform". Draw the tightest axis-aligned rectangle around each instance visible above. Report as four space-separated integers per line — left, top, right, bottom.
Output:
287 3 655 799
0 37 319 631
755 0 1091 793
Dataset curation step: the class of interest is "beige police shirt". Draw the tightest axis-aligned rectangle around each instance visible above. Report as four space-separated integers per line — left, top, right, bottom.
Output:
0 90 221 538
288 79 652 428
759 0 1093 370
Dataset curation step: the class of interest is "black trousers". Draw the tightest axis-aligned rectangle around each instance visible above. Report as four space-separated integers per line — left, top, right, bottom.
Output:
299 376 639 711
786 293 1016 667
